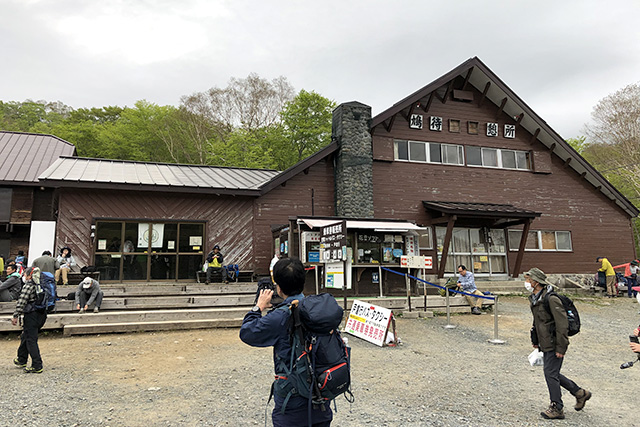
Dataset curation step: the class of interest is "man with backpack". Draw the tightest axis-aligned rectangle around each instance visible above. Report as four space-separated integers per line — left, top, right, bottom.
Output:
239 257 333 427
526 267 591 420
11 267 47 373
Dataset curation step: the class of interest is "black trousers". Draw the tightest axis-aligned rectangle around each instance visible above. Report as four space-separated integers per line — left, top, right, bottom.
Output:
206 266 227 283
543 351 580 409
17 310 47 370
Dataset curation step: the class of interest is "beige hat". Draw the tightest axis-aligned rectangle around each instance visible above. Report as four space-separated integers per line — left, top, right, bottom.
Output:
524 267 550 286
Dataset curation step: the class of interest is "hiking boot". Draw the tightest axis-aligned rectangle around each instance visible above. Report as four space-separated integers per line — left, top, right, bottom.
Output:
24 366 43 374
13 358 26 368
93 307 100 313
471 307 482 315
574 389 592 411
78 309 85 314
224 280 229 284
541 403 565 419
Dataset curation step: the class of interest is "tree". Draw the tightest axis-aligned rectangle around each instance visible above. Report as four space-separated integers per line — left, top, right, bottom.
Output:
566 136 588 155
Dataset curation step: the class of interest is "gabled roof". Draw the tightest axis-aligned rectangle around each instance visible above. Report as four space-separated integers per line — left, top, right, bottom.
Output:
0 131 76 185
371 57 639 218
423 201 540 219
38 157 280 196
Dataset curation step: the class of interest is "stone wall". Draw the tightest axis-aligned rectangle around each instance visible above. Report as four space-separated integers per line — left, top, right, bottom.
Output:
332 102 374 218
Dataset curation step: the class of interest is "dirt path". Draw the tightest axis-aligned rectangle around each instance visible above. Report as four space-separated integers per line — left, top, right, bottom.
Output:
1 295 639 426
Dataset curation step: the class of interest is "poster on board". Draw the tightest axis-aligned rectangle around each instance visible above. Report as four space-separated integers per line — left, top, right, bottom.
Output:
325 262 344 289
345 300 393 347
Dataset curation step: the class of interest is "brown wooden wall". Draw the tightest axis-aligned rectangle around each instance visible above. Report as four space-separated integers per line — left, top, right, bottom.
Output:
253 158 336 275
371 87 635 275
57 190 256 271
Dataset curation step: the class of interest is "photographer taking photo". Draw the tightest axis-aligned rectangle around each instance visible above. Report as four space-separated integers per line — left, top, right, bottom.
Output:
631 327 640 353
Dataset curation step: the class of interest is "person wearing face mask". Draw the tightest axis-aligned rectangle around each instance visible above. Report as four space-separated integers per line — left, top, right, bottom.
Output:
525 267 591 420
11 267 47 373
0 263 23 302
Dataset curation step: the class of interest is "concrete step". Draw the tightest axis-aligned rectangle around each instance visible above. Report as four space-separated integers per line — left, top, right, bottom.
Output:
56 283 258 297
63 318 244 336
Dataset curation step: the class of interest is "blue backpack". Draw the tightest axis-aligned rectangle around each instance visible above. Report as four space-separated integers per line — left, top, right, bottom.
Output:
33 272 57 313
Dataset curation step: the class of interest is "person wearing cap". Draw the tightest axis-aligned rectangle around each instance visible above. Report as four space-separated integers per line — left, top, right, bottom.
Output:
456 265 484 315
55 247 76 286
205 245 228 284
525 267 591 420
613 259 639 298
596 256 616 297
75 277 104 314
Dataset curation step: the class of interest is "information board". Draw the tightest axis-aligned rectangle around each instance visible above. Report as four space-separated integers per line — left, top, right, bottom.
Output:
345 300 393 347
320 221 347 262
325 262 344 289
400 255 433 269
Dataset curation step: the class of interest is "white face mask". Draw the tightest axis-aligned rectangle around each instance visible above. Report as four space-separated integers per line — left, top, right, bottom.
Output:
524 281 534 292
21 276 27 284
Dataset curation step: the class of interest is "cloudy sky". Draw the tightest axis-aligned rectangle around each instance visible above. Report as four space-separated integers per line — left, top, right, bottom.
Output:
2 0 639 139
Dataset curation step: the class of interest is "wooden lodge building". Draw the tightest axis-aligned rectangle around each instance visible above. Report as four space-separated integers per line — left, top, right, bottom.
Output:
2 57 637 295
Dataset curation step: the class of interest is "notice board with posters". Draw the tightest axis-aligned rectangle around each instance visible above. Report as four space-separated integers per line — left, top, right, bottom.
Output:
345 299 393 347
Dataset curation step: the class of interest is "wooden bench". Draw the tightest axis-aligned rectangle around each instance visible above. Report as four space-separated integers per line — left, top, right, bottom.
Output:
196 269 255 283
66 271 101 286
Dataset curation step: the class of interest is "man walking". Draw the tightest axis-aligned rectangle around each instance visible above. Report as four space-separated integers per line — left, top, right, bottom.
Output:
526 267 591 419
11 267 47 373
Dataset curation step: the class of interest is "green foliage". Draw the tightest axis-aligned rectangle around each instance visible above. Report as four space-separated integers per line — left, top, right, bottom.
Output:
566 136 588 155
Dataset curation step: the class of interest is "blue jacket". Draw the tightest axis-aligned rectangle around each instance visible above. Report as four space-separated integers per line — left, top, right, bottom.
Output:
239 293 332 424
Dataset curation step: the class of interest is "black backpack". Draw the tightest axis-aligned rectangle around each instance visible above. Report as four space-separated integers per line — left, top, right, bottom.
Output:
543 291 581 336
272 294 353 422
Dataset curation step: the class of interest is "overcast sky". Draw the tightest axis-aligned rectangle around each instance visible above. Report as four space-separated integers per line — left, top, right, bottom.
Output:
2 0 639 139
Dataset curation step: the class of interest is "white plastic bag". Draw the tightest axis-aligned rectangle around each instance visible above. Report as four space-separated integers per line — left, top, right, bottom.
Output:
528 348 544 367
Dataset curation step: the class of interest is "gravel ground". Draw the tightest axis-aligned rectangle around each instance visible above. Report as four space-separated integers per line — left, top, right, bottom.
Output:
1 295 639 427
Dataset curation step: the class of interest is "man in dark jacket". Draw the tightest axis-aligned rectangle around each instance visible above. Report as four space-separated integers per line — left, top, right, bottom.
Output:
526 267 591 419
0 263 22 302
205 245 228 284
239 258 332 426
75 277 104 313
31 250 60 275
11 267 47 373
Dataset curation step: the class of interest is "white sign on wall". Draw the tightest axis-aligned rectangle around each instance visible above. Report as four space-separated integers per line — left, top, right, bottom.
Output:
28 221 56 260
400 255 433 269
345 300 393 347
325 262 345 289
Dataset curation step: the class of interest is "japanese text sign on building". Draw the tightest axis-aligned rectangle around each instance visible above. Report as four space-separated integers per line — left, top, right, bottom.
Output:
486 122 498 137
345 300 393 347
400 255 433 269
320 220 347 262
409 114 423 129
504 124 516 139
429 116 443 132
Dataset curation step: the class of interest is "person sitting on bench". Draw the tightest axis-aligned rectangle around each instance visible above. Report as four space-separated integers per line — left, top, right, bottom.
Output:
457 264 484 315
205 245 228 284
0 263 22 302
75 277 104 314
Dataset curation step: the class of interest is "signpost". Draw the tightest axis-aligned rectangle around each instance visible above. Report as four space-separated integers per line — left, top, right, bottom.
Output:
345 299 395 347
321 221 348 309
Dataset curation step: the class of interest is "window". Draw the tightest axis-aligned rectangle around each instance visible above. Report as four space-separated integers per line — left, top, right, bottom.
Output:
393 140 463 165
465 146 531 170
508 230 572 252
418 228 433 249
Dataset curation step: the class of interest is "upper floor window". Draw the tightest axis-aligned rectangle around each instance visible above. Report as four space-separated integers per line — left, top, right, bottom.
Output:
394 140 464 165
466 146 531 170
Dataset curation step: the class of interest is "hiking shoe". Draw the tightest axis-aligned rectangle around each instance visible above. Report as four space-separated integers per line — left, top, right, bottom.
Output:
541 403 565 419
78 309 85 314
24 366 43 374
471 307 482 315
93 307 99 313
574 389 592 411
13 358 26 368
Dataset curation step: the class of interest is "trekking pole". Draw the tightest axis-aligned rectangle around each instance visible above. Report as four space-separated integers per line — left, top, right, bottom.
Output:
444 287 456 329
405 273 412 312
488 295 505 344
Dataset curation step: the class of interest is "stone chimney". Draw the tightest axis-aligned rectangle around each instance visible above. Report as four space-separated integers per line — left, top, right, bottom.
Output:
332 102 374 218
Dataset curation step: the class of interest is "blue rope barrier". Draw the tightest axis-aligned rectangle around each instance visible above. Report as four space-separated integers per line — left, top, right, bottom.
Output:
380 266 496 301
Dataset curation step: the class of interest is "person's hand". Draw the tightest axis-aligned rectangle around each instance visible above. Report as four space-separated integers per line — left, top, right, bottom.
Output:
634 328 639 337
556 352 564 358
84 305 89 311
256 289 273 311
11 317 17 326
631 342 640 353
532 344 539 349
76 304 81 310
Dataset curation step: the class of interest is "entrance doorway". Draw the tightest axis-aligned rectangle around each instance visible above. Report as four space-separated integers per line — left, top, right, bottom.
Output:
93 221 205 281
436 227 508 277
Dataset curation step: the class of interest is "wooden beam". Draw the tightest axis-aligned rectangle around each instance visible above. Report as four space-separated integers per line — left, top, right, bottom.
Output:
407 103 416 120
438 216 456 278
462 67 474 90
385 114 396 133
580 171 587 178
512 219 532 278
429 215 455 225
478 82 491 107
529 128 540 145
423 93 434 113
442 80 454 104
563 158 572 167
549 143 556 152
495 97 508 119
515 113 524 126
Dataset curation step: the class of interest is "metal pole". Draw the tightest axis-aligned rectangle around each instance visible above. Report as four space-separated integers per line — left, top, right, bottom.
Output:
378 265 383 298
488 295 505 344
444 287 456 329
405 272 412 312
314 265 319 295
423 269 427 312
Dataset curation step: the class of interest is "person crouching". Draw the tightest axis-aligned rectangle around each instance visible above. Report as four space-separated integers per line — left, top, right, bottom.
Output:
75 277 104 314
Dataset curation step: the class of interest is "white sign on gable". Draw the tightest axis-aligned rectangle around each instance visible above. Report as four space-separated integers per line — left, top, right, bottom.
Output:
504 124 516 139
345 300 393 347
409 114 423 129
429 116 443 131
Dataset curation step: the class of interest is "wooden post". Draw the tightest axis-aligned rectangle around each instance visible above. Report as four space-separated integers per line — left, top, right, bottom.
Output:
405 272 412 312
438 216 456 278
513 219 532 278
